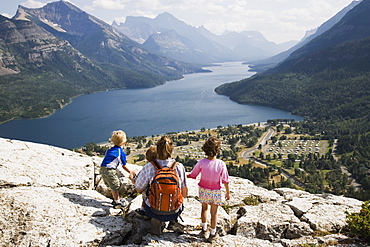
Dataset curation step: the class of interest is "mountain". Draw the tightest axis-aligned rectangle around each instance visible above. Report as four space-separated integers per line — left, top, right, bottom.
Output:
198 28 289 60
0 1 203 123
14 1 199 84
0 14 110 122
113 12 287 64
250 0 362 72
216 0 370 126
113 12 236 64
143 29 222 64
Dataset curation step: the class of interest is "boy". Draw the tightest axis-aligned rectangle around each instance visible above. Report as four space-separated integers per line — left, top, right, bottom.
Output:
100 130 134 209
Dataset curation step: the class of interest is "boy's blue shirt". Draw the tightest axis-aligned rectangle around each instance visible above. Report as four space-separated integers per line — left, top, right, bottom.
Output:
101 146 127 169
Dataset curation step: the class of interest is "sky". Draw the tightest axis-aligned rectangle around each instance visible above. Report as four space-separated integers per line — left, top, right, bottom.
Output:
1 0 357 44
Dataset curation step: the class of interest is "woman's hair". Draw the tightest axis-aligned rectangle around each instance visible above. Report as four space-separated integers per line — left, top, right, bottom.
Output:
156 136 173 160
146 145 157 162
109 130 127 146
202 136 221 157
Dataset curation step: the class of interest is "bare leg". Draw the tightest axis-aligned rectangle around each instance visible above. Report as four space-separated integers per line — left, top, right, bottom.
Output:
112 190 119 201
201 202 208 224
210 203 218 230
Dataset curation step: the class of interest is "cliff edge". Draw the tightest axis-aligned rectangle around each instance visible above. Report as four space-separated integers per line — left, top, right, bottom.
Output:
0 137 366 246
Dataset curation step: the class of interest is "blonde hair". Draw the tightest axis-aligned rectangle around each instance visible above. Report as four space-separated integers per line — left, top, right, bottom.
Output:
146 145 157 162
156 136 173 160
109 130 127 146
202 136 221 157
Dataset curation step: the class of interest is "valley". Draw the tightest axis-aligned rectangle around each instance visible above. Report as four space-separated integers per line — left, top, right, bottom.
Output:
86 120 345 195
0 0 369 202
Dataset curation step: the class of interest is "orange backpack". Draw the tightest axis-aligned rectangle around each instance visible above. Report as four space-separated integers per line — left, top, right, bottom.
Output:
149 160 183 215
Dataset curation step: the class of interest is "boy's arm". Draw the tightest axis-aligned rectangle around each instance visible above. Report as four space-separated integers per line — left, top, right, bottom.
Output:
224 182 230 200
122 164 135 175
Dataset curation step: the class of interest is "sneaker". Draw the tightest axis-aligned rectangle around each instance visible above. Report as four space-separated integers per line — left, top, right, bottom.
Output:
133 208 149 219
151 218 163 235
167 220 185 234
207 233 218 243
112 199 128 209
199 229 207 238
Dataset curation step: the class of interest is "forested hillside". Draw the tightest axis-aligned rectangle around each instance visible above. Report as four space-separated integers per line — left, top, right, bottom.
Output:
216 0 370 200
0 15 110 122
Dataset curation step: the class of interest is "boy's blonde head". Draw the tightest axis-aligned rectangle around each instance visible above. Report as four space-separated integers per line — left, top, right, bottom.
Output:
109 130 127 146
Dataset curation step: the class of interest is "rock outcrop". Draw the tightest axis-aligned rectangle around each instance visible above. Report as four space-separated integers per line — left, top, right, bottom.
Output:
0 137 366 246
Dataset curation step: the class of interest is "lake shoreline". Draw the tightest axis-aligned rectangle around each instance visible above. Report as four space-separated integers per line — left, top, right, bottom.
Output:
97 121 268 148
0 62 303 148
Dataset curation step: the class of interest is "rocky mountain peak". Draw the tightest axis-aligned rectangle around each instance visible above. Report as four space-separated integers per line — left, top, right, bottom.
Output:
14 1 106 37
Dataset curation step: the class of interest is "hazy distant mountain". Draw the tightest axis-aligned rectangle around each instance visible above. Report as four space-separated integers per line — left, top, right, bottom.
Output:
250 0 362 71
199 28 289 59
143 29 223 64
113 12 289 64
113 12 237 64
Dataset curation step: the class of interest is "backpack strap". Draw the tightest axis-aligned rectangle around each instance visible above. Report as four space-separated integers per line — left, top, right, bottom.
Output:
151 160 162 170
151 160 178 170
169 160 178 169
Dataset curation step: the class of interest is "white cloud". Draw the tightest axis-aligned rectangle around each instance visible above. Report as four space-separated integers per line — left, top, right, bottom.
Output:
20 0 48 8
1 13 12 18
89 0 127 10
81 0 354 43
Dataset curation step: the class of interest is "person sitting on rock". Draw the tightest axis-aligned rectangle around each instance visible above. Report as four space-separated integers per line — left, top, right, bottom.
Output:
134 136 188 235
129 145 157 218
100 130 135 209
187 136 230 243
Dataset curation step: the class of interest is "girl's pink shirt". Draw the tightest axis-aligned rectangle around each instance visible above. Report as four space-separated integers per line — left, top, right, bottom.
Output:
188 158 229 190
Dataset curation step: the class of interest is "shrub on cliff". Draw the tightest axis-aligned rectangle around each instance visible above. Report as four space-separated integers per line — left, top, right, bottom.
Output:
345 201 370 241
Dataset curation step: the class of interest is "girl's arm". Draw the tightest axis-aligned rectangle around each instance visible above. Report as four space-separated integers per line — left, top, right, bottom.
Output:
224 182 230 200
187 160 201 178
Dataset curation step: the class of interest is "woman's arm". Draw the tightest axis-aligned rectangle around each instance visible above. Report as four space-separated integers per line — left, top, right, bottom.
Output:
181 186 188 198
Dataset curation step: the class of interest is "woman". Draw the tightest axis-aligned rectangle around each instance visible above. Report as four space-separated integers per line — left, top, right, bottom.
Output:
134 136 188 235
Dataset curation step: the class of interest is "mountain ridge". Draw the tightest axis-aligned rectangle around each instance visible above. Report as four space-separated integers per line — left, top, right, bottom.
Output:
249 0 362 72
113 12 289 63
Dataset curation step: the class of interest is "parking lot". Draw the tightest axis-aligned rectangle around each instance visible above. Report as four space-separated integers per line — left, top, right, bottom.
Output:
265 139 328 158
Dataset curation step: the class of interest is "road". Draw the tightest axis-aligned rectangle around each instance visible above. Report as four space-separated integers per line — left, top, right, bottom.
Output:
241 127 275 159
333 139 362 188
241 127 308 189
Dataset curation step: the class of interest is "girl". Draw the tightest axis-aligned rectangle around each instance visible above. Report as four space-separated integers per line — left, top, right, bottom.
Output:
187 136 230 243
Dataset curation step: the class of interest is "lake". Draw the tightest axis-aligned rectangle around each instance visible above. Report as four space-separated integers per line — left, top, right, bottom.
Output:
0 62 303 148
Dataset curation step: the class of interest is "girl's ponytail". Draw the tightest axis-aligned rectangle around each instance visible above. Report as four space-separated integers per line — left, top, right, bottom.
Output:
156 136 173 160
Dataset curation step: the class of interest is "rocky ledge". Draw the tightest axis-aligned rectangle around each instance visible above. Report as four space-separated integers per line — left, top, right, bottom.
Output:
0 137 367 246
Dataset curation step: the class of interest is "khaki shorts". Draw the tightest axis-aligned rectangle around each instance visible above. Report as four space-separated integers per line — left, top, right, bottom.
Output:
100 166 121 191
